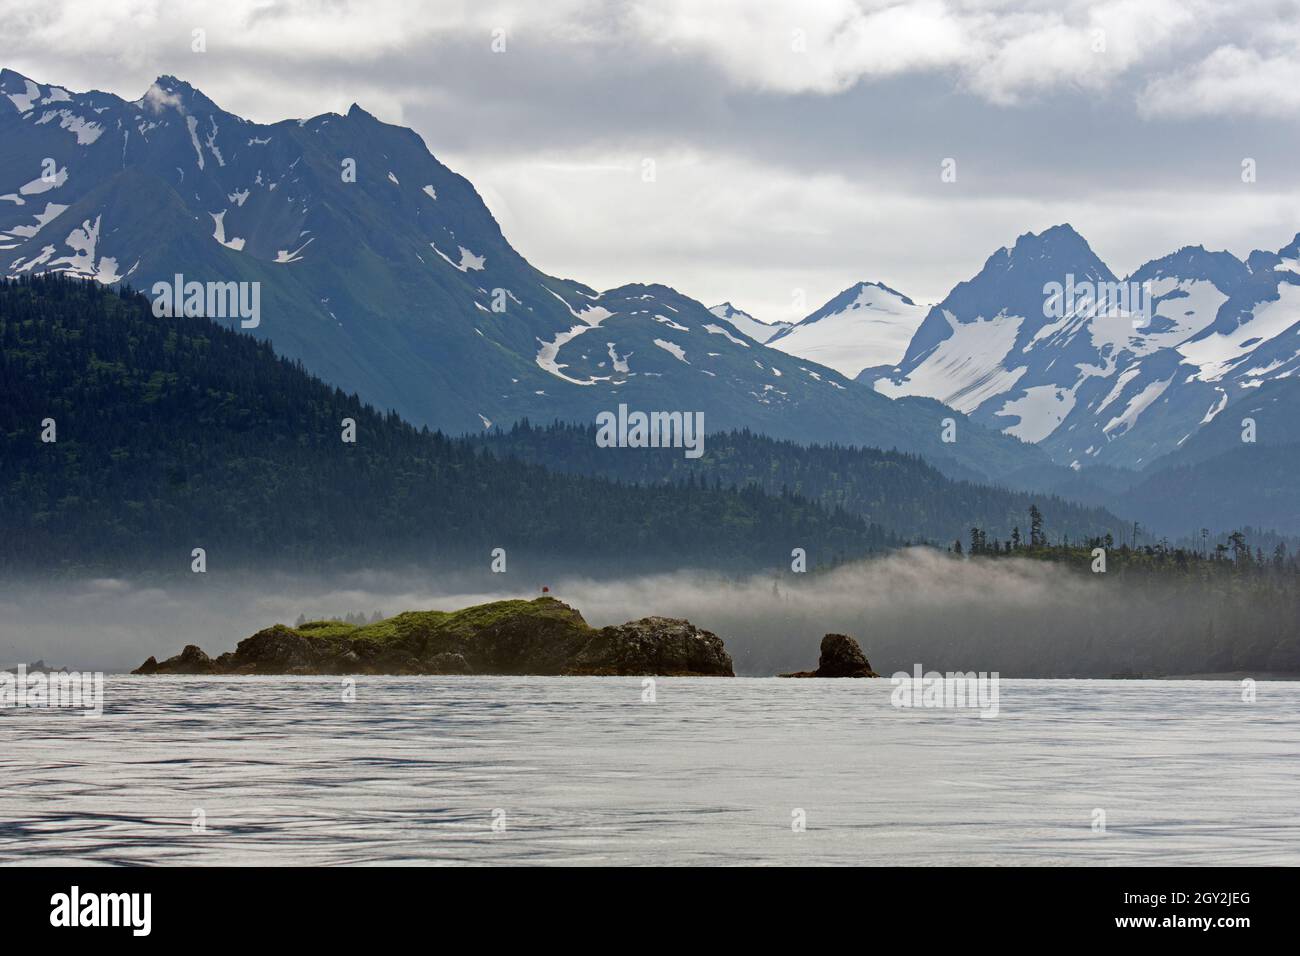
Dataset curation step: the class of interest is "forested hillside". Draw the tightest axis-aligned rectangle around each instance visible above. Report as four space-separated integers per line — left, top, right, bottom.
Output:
0 276 895 574
476 421 1129 544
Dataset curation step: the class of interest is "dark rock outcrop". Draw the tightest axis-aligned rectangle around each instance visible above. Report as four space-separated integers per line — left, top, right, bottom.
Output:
134 644 216 675
566 617 733 677
133 598 734 677
1 659 69 675
780 633 879 678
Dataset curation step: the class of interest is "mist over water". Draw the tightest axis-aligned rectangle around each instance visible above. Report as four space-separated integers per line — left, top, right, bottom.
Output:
0 549 1258 677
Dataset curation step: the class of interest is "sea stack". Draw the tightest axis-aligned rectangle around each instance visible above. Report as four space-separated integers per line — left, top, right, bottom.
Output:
780 633 879 678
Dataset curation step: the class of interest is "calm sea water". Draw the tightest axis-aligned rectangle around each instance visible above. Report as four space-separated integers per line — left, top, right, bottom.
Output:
1 677 1296 865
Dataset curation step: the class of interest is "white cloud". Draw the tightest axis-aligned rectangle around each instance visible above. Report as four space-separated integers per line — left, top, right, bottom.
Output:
5 0 1300 316
628 0 979 95
139 81 182 113
453 146 1300 321
964 0 1208 104
1139 43 1300 118
625 0 1226 104
0 0 1266 110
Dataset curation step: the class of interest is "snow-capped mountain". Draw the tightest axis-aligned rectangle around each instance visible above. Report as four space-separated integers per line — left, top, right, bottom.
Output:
767 280 926 378
873 224 1300 469
1112 376 1300 535
0 69 1053 484
706 302 790 343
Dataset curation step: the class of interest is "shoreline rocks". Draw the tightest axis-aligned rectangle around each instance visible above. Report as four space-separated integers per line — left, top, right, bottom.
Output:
133 597 734 677
780 633 879 678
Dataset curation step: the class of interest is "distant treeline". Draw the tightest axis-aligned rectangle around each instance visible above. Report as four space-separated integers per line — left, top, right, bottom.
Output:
918 509 1300 675
474 420 1129 544
959 505 1299 575
294 611 384 627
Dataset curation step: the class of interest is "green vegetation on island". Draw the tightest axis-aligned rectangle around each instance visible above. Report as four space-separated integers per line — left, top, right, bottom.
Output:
133 596 735 676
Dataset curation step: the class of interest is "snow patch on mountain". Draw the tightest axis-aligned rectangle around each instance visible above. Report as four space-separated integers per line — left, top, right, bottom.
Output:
995 384 1078 442
654 338 689 363
535 314 616 385
1103 376 1172 438
36 214 121 282
35 109 104 145
185 116 205 170
210 210 245 251
54 216 100 274
606 342 631 373
204 117 225 166
1140 278 1228 348
1178 283 1300 382
3 201 67 241
431 242 485 272
274 237 314 263
875 310 1027 414
706 302 789 343
768 281 925 377
13 243 56 272
1094 364 1143 417
1 165 69 205
1200 388 1229 424
654 314 688 332
6 78 41 112
542 288 612 327
704 323 749 347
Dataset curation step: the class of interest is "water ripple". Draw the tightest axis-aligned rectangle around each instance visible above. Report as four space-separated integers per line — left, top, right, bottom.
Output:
1 677 1296 865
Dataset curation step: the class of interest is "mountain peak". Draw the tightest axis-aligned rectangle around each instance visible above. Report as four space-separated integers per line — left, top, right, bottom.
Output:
153 74 192 92
137 75 219 114
1042 222 1082 237
847 280 915 306
767 279 925 376
707 301 791 343
710 301 761 321
1007 223 1093 258
1129 244 1249 293
0 69 76 114
0 67 33 87
963 223 1113 290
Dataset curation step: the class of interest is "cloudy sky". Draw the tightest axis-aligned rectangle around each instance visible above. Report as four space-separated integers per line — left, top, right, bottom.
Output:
4 0 1300 319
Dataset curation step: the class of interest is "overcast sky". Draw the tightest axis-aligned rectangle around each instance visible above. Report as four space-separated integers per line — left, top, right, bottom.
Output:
4 0 1300 319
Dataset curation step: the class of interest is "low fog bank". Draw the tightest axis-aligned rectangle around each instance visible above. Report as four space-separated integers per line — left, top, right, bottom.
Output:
2 549 1293 677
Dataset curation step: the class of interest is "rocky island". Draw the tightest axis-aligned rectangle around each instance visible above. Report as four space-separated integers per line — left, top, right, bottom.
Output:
133 597 734 677
780 633 880 678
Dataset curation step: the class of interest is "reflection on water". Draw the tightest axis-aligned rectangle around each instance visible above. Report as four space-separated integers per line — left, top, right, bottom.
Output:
1 677 1295 865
